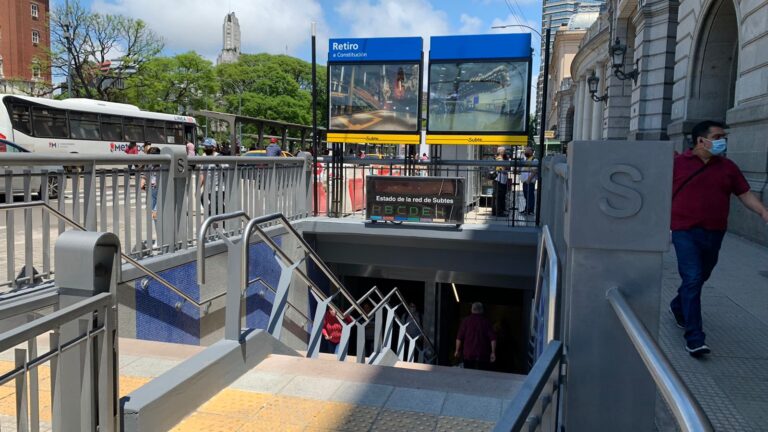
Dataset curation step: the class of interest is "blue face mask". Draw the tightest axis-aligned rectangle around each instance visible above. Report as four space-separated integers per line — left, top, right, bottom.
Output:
707 138 727 155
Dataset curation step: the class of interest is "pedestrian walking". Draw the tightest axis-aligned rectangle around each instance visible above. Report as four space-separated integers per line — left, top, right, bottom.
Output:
455 302 497 370
491 147 509 217
520 146 538 215
186 141 195 157
198 138 227 216
266 138 281 156
140 147 161 248
669 120 768 358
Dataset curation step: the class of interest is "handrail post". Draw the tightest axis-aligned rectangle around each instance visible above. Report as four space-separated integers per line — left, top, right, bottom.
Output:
54 231 121 432
160 147 187 253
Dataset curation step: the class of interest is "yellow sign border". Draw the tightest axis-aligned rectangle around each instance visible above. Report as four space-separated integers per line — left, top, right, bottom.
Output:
327 132 420 145
425 134 528 145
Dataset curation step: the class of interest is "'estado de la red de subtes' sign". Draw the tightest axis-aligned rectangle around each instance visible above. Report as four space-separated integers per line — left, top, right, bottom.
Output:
366 176 465 225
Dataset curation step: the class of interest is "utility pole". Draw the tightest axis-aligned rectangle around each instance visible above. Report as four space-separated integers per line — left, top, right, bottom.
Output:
311 22 319 216
535 26 551 226
64 0 72 97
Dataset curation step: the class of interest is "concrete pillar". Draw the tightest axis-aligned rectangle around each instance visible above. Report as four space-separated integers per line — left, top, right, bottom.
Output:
573 81 583 140
582 76 593 140
562 139 673 431
591 66 604 140
628 1 679 140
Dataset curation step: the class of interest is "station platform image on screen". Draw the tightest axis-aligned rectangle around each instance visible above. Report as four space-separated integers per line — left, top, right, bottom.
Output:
327 37 423 145
426 33 532 145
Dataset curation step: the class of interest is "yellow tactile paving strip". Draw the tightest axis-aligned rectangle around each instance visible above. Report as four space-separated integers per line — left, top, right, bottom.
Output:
171 388 495 432
2 360 496 431
0 360 150 426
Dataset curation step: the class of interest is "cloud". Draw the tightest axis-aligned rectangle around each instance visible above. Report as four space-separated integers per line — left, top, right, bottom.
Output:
91 0 327 61
335 0 450 49
458 14 483 34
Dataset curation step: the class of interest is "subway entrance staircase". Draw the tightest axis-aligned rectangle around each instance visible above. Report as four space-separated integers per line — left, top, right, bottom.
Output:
115 212 529 431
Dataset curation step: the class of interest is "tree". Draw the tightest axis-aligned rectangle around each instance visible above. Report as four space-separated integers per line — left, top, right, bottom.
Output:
215 53 327 129
49 0 163 100
123 52 217 114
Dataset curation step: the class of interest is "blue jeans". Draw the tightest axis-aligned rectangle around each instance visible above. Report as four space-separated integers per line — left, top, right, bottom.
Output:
523 182 536 213
670 228 725 347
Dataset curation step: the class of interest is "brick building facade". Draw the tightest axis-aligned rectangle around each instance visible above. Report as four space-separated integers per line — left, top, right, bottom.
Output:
0 0 51 91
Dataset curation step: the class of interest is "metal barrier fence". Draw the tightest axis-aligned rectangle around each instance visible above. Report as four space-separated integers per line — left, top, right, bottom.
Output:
0 151 310 291
196 211 436 364
316 157 539 226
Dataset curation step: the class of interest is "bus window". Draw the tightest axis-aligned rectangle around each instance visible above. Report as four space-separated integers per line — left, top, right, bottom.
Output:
32 107 68 138
124 117 145 142
69 111 100 140
145 120 165 144
101 115 123 141
186 124 198 145
166 122 183 144
10 104 32 136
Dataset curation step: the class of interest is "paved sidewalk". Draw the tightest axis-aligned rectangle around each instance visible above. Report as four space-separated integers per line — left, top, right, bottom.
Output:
657 233 768 431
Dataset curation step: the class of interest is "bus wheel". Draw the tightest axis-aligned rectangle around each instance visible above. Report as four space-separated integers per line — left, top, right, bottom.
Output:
39 176 59 200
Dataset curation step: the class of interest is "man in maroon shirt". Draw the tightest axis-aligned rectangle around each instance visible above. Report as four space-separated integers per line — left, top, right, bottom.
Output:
454 302 497 370
670 120 768 358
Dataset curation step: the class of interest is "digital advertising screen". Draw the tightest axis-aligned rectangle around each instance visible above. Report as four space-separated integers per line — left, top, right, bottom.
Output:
329 63 421 132
428 61 529 133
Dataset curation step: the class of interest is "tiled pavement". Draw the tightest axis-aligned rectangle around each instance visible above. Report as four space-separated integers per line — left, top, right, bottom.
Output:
657 233 768 431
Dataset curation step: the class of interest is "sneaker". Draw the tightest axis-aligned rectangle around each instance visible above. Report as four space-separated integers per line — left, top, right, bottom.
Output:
685 343 711 358
668 306 685 329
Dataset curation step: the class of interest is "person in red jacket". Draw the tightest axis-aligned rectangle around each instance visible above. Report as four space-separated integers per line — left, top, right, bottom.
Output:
321 308 344 354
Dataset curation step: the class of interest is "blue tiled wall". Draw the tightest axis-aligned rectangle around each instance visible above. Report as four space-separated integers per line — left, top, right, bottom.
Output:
135 236 284 345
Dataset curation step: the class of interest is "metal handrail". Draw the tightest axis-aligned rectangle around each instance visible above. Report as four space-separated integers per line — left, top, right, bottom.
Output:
0 201 200 308
196 210 250 285
241 212 437 353
542 225 558 342
242 213 368 319
530 225 560 362
0 292 112 352
495 340 563 431
606 287 714 432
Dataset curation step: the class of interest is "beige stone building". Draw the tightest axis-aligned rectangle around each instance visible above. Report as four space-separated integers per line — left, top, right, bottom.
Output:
560 0 768 245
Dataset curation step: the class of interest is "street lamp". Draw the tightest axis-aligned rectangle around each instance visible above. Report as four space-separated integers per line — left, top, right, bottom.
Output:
587 72 608 103
610 38 639 83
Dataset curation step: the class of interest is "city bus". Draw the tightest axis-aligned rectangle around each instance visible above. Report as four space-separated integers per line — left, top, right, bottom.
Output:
0 95 197 154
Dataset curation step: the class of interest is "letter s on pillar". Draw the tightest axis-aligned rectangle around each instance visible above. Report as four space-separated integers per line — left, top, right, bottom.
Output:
598 164 643 218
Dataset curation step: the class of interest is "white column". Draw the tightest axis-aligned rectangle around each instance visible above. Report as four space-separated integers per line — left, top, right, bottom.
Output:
591 66 603 140
573 80 583 140
582 75 593 140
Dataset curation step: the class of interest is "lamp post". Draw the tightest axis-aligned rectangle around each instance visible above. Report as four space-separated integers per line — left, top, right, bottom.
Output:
311 21 318 216
610 38 639 83
587 71 608 103
491 22 549 226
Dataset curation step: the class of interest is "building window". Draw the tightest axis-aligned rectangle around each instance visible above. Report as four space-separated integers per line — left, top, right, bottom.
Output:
32 30 40 45
31 3 39 19
31 63 41 80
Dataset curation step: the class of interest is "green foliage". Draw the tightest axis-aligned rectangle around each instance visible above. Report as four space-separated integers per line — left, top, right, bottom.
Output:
122 52 217 114
216 53 327 128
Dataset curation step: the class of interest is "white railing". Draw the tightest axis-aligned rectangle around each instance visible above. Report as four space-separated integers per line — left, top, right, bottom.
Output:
0 152 310 290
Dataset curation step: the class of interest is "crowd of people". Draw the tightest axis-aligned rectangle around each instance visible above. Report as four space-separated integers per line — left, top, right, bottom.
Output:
491 145 538 217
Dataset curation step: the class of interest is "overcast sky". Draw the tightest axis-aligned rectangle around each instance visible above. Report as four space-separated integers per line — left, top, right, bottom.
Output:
54 0 543 103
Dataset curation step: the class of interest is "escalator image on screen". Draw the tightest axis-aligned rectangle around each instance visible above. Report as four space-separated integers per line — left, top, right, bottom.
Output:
330 63 420 132
428 61 528 133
